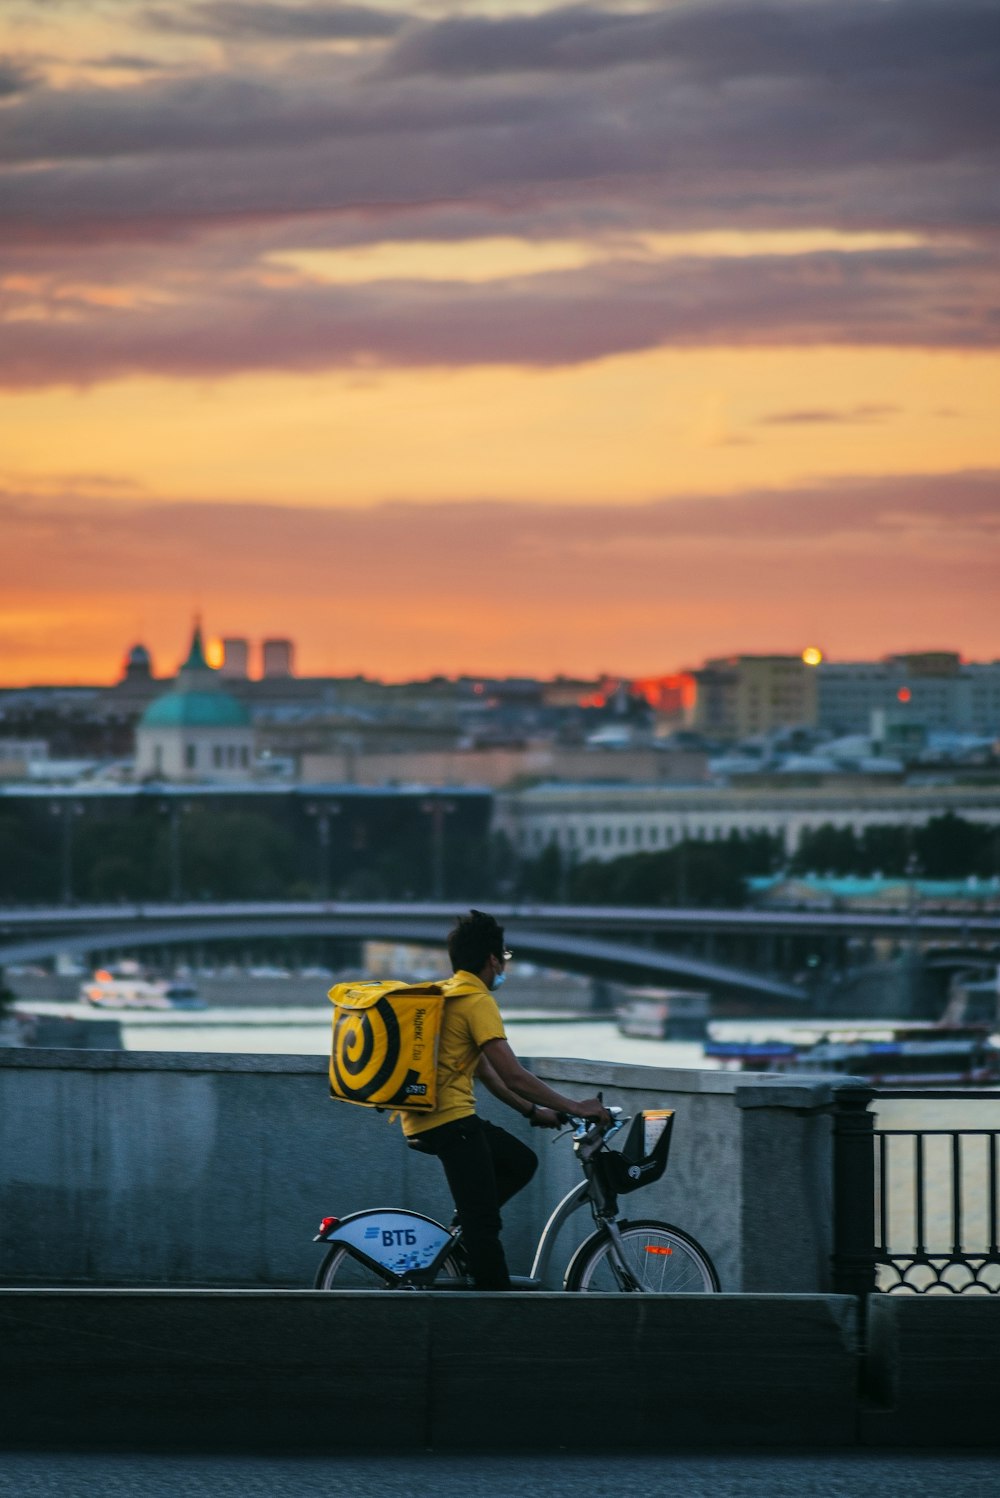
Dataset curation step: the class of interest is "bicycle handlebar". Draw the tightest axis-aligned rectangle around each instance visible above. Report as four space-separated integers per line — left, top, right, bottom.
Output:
554 1105 626 1140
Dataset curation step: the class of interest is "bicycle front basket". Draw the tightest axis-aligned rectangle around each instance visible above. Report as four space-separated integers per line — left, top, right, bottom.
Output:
601 1109 675 1196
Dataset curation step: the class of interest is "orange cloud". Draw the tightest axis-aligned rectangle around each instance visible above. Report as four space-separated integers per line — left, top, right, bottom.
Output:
2 472 997 683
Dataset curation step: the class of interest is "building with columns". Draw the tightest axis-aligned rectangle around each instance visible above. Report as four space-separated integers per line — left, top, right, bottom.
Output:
497 782 1000 862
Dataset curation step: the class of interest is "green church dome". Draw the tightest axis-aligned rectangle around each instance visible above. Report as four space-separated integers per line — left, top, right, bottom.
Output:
140 691 250 729
139 621 250 730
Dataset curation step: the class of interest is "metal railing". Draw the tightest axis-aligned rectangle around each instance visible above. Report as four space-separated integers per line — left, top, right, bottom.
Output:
872 1090 1000 1294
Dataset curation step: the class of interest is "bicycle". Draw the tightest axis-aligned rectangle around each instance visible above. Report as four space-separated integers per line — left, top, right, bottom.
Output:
312 1104 720 1293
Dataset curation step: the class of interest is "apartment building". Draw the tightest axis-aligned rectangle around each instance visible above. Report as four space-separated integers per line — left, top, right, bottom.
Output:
691 656 818 740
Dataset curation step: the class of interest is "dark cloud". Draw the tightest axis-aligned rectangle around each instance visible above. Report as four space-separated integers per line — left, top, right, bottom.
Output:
0 56 38 97
0 0 997 243
760 404 900 426
145 1 409 41
0 0 996 388
382 0 1000 85
378 6 620 78
0 75 355 164
1 243 996 387
85 54 170 72
0 68 562 168
1 100 996 253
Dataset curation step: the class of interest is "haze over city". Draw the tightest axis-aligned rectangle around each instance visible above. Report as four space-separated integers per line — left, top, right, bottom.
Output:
2 0 998 684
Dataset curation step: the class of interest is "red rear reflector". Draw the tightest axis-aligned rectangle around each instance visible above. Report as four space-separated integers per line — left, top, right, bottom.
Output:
318 1216 339 1235
645 1245 673 1255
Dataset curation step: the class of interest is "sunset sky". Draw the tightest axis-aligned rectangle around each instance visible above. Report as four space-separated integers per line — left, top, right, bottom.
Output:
2 0 998 683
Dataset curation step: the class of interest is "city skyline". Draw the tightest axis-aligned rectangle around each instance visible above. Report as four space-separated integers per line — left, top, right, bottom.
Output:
4 623 997 692
2 0 998 683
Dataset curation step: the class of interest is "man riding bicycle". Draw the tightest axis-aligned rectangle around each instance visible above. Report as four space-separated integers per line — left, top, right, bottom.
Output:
404 909 609 1290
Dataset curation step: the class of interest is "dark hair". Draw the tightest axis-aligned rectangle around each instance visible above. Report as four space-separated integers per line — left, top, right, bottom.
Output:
448 909 506 974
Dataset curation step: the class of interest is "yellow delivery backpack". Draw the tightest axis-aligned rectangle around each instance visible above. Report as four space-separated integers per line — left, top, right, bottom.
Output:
327 979 447 1112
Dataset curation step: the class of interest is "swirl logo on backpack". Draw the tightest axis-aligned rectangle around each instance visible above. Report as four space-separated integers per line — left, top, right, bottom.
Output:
328 981 447 1111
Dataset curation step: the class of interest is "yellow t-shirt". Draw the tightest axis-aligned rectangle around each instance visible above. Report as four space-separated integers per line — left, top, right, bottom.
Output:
401 970 506 1137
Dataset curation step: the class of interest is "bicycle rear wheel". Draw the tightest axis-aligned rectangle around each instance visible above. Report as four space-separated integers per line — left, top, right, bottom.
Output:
564 1220 719 1293
314 1244 465 1290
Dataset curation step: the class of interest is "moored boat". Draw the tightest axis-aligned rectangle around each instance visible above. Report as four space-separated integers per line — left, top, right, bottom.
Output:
704 1024 1000 1087
616 988 710 1041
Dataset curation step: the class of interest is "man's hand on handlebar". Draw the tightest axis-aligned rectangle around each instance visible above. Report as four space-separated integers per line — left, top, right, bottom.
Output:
573 1097 612 1127
529 1105 562 1129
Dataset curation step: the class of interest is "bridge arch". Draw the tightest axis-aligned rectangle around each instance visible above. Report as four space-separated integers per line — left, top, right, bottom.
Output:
0 916 805 1004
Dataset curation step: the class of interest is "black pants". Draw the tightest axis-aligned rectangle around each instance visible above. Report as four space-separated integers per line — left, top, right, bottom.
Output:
408 1116 538 1290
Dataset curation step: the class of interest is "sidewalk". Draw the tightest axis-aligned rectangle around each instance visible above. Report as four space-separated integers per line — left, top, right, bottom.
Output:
1 1450 998 1498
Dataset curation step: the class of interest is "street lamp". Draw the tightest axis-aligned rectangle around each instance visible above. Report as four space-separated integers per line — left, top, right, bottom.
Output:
675 829 688 908
420 798 457 900
559 837 578 903
305 802 342 900
159 798 189 902
905 847 923 1014
50 799 84 905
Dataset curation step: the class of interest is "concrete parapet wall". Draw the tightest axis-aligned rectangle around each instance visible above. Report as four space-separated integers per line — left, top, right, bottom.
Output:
3 1288 998 1452
0 1048 855 1293
861 1295 1000 1446
0 1049 390 1292
0 1290 858 1451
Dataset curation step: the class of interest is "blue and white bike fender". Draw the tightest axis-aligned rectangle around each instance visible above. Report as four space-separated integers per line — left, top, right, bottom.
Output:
320 1208 453 1276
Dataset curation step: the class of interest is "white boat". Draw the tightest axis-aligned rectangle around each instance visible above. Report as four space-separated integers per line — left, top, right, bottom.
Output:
80 966 204 1011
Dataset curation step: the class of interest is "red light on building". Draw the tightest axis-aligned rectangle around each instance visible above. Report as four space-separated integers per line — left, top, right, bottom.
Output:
897 687 912 703
629 674 696 714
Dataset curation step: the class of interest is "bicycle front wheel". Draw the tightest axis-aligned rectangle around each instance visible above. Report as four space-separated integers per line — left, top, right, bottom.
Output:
314 1244 465 1290
564 1220 719 1293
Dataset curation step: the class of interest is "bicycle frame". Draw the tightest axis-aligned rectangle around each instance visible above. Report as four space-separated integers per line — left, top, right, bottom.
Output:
527 1178 591 1285
316 1111 666 1289
316 1181 607 1289
528 1134 646 1290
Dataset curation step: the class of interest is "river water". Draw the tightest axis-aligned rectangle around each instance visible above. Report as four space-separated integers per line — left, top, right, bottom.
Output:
112 1009 708 1067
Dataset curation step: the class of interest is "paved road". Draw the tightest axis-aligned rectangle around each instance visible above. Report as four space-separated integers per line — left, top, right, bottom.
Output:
1 1451 998 1498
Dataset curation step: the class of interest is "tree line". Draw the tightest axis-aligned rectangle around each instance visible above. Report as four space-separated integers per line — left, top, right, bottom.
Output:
1 799 994 908
0 798 490 904
512 813 1000 907
789 813 1000 881
512 830 781 907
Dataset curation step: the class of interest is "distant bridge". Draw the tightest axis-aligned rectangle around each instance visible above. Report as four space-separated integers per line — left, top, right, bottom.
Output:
0 901 816 1005
3 899 997 943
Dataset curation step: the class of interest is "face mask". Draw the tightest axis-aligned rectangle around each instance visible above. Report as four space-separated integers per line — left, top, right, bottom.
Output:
493 970 507 989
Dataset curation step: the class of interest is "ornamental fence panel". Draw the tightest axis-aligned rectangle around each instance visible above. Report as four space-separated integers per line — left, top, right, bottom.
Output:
872 1091 1000 1294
